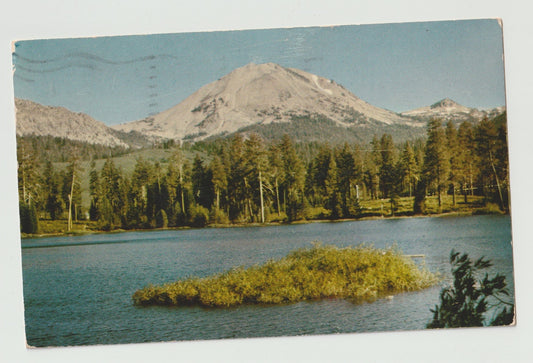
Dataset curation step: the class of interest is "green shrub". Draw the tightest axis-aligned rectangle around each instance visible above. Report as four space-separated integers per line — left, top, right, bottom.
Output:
303 206 329 220
266 211 288 223
209 208 229 224
19 202 39 234
155 209 168 228
427 250 514 329
174 211 188 227
190 205 209 227
133 243 438 308
473 202 503 215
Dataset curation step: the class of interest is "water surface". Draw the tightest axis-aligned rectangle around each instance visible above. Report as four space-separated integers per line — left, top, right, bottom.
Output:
21 215 514 347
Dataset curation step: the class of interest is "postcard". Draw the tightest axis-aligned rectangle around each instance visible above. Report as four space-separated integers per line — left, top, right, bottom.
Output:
12 19 514 348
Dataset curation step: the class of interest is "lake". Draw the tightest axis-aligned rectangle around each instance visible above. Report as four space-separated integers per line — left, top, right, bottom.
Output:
20 215 514 347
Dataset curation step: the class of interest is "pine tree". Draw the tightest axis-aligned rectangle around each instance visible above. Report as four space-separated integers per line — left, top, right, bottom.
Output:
475 116 508 211
210 155 227 212
228 134 247 221
310 144 333 207
268 143 284 216
325 151 340 218
335 143 357 217
17 142 41 211
446 121 459 206
365 136 382 199
98 158 123 229
43 161 63 220
192 154 214 210
167 149 188 223
19 201 39 234
278 134 305 221
424 119 450 209
399 141 418 198
457 121 476 202
378 134 396 198
89 159 100 221
243 133 268 223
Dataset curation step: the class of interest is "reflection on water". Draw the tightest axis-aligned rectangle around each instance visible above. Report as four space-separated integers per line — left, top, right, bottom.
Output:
21 215 514 347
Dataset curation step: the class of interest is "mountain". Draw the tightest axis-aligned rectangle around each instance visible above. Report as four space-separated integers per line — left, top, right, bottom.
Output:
15 99 149 148
113 63 425 142
401 98 505 123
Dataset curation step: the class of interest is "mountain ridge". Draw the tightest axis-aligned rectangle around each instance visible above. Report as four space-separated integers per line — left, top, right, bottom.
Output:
401 97 504 122
112 62 426 141
15 98 151 148
15 63 506 147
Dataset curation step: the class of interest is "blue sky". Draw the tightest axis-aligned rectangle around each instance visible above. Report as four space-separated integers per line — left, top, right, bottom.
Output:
12 19 505 126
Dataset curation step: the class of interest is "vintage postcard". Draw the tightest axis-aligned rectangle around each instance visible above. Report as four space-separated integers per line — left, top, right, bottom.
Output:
12 19 514 348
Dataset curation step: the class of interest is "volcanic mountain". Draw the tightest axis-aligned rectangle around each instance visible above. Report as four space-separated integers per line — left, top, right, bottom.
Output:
401 98 505 123
113 63 425 141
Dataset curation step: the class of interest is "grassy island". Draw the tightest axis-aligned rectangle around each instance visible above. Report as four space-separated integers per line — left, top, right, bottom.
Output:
132 244 438 308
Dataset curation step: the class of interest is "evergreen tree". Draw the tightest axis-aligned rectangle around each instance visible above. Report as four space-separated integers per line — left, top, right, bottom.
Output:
210 155 227 212
89 160 100 221
457 121 476 202
167 149 189 223
228 134 247 221
64 156 83 229
192 154 214 210
325 151 340 218
366 136 382 199
335 143 357 217
475 116 508 210
43 160 63 220
243 133 269 223
131 157 153 221
446 121 459 206
278 134 305 221
424 119 450 209
413 178 427 215
98 158 123 229
495 113 510 210
309 144 333 207
378 134 400 215
268 143 284 216
19 201 39 234
399 141 418 198
17 142 41 211
378 134 396 199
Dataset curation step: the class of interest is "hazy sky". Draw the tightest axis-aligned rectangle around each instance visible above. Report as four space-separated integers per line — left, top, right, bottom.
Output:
12 19 505 126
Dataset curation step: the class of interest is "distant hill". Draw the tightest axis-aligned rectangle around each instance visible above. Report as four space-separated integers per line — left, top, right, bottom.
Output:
15 99 150 148
112 62 426 143
401 98 505 124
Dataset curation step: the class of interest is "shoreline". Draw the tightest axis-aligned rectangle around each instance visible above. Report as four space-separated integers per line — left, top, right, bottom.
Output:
20 209 506 240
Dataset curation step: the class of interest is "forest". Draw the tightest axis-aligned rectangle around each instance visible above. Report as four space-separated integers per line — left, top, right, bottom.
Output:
17 113 509 234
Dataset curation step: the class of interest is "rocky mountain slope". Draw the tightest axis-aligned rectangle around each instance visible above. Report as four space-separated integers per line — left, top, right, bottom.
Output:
16 64 506 147
15 99 150 148
113 63 425 141
401 98 505 123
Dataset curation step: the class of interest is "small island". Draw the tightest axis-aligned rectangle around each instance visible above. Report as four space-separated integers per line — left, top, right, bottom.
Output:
132 244 438 308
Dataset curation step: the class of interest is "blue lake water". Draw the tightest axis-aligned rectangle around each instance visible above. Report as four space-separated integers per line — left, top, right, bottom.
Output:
20 215 514 347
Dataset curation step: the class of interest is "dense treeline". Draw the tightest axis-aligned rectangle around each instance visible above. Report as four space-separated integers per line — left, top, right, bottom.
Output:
17 113 509 234
16 135 131 162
